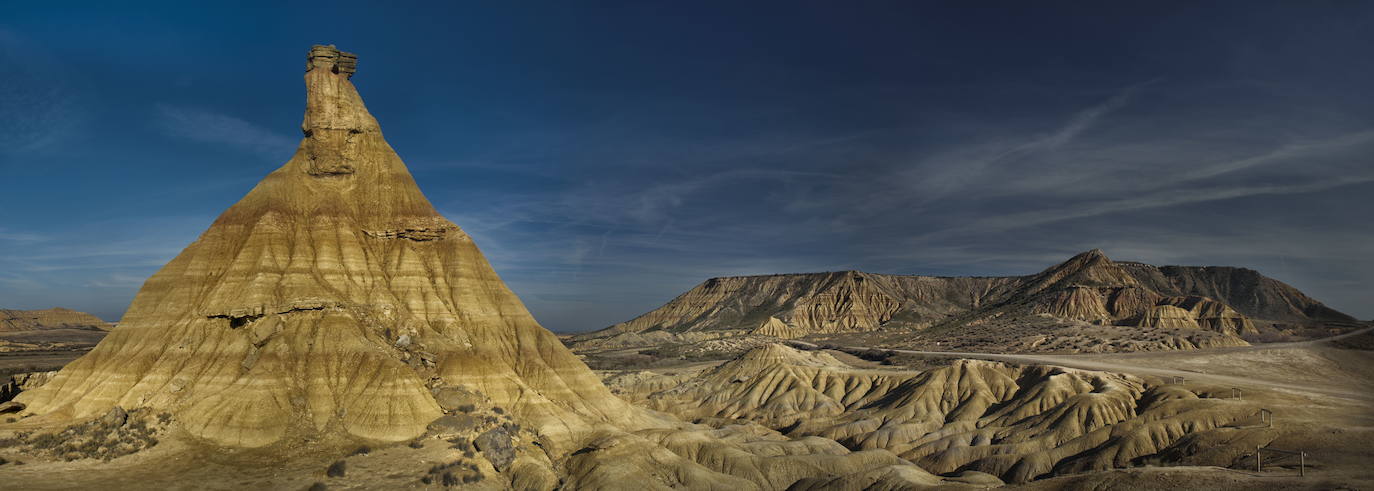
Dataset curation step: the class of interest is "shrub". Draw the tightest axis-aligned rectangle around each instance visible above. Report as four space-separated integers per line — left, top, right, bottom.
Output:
326 460 346 478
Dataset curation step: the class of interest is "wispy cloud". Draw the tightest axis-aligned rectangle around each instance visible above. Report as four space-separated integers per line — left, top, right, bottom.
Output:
904 81 1151 201
0 29 83 154
155 104 297 158
0 228 48 242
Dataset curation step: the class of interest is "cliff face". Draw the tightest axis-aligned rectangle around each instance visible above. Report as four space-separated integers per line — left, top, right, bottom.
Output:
1120 262 1355 324
582 271 1015 343
575 249 1347 348
0 308 108 331
15 45 643 449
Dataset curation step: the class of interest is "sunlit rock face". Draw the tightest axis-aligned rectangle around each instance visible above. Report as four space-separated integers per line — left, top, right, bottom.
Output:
15 45 639 449
573 248 1350 353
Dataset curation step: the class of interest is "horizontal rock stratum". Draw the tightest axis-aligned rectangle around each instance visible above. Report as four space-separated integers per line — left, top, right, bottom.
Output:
573 249 1354 350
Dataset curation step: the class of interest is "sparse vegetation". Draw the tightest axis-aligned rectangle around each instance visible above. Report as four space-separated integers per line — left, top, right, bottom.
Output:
447 436 472 452
21 408 162 461
423 460 482 486
326 460 346 478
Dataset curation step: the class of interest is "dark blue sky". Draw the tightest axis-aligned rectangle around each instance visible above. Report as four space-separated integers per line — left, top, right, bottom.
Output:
2 2 1371 329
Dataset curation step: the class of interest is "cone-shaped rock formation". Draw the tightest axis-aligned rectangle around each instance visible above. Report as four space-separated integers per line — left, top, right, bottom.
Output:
16 45 639 449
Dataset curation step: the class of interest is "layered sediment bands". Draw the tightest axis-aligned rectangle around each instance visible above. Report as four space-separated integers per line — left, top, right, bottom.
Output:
577 271 1015 346
1019 248 1142 295
1034 285 1112 321
1120 262 1356 324
616 344 1270 483
1157 296 1257 335
1131 305 1201 330
752 316 805 339
14 45 647 449
575 248 1351 353
0 308 108 331
562 424 957 490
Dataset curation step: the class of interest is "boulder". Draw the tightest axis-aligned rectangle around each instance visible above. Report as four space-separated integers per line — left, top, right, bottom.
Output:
475 428 515 472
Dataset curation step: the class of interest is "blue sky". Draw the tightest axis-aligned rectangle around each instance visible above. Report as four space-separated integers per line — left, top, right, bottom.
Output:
1 2 1371 329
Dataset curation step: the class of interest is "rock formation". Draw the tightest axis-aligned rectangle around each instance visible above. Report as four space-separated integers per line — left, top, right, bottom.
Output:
14 44 647 450
609 343 1273 484
0 308 109 331
5 46 997 491
573 249 1348 351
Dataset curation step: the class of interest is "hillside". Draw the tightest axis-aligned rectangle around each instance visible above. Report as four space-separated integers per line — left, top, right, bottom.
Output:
604 343 1272 484
0 308 109 332
571 249 1355 355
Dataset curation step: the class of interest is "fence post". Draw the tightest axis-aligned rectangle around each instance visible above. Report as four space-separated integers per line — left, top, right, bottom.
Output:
1300 451 1305 477
1256 446 1262 472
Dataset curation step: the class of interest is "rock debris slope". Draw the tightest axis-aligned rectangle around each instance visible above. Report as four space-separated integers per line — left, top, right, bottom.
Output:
14 45 644 449
572 249 1352 352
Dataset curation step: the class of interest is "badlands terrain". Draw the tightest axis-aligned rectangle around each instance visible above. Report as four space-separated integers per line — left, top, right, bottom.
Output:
568 248 1359 366
1 45 1370 490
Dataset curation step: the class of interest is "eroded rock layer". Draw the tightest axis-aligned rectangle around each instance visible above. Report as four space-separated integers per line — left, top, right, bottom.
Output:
610 344 1274 484
574 249 1346 351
